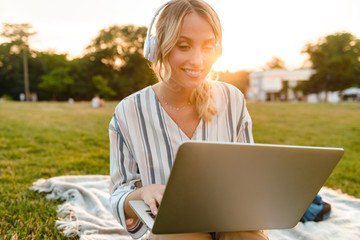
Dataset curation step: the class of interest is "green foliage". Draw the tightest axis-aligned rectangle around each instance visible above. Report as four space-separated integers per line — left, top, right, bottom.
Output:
83 24 147 72
85 24 147 63
115 52 157 99
39 67 74 100
84 24 156 99
0 94 13 101
303 32 360 96
0 23 38 101
0 24 38 101
92 75 116 99
37 52 69 73
0 43 26 99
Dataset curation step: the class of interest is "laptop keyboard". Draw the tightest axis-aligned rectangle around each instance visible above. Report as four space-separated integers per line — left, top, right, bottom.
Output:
146 210 156 219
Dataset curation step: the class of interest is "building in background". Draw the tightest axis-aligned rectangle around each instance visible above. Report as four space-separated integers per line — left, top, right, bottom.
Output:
247 69 315 102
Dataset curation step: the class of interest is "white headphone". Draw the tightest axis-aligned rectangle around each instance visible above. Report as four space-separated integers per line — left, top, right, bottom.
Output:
143 2 169 63
143 1 222 63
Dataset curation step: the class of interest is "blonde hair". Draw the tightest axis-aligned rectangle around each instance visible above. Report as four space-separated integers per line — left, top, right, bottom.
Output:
152 0 222 122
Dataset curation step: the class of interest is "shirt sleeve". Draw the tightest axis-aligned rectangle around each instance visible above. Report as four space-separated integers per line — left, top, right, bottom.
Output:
109 105 148 239
236 91 254 144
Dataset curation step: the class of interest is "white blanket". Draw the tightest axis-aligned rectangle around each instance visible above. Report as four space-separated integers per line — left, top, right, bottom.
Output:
31 175 360 240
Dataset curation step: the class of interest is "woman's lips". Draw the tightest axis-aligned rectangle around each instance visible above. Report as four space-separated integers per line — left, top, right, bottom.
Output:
183 68 203 77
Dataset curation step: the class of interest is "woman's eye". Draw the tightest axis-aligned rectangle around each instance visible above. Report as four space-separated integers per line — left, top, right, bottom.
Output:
203 44 215 51
178 45 190 50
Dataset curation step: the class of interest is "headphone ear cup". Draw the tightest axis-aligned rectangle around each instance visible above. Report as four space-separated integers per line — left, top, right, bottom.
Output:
144 37 151 61
148 36 158 63
143 2 168 62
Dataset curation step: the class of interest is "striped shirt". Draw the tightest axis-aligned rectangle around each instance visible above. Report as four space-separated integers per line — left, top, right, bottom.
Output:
109 81 254 239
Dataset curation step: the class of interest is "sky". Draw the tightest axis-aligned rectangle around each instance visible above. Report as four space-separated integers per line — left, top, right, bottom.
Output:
1 0 360 72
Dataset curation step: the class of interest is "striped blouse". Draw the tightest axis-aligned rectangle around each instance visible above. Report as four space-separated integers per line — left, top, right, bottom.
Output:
109 81 254 239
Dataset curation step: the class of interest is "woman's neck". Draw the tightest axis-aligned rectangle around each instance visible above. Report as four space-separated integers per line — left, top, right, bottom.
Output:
156 82 193 107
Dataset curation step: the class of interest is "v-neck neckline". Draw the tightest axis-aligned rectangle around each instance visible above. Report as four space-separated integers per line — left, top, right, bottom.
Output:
149 86 203 140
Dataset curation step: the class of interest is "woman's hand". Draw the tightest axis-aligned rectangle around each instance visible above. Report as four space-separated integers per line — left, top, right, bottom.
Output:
140 184 165 216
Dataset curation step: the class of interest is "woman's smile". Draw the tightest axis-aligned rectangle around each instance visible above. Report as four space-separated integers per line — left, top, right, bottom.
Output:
183 68 204 78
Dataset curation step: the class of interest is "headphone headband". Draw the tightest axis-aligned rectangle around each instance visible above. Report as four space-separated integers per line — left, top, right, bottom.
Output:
143 2 169 62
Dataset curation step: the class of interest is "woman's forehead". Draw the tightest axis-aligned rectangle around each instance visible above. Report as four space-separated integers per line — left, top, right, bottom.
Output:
178 12 215 41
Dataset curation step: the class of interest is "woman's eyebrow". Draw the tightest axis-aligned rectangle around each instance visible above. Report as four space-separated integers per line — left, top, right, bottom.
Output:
178 36 216 43
204 39 216 44
178 36 192 42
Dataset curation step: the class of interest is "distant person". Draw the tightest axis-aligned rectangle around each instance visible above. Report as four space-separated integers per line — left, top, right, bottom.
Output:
91 95 104 108
20 93 25 101
68 98 74 104
31 93 37 102
109 0 268 239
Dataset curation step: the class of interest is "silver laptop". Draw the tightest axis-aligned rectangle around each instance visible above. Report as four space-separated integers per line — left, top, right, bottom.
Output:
130 141 344 234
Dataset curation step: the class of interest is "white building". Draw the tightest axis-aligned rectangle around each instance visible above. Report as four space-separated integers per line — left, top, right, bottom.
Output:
247 68 315 101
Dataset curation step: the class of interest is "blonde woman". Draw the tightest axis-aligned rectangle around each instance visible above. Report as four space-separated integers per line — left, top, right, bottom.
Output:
109 0 268 239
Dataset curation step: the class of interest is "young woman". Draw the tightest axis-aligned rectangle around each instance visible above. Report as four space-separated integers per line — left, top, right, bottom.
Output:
109 0 268 239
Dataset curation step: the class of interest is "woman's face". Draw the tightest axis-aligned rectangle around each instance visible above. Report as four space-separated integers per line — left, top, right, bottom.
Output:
167 12 217 90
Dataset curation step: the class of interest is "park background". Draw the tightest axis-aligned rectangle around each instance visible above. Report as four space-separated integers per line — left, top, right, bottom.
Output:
1 0 360 239
1 0 360 101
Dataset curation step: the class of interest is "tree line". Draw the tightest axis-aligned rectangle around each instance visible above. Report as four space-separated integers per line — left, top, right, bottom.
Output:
0 24 156 101
0 23 359 101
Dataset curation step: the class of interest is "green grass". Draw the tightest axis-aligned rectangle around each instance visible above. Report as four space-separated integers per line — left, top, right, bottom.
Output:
0 102 114 240
248 102 360 197
0 101 359 239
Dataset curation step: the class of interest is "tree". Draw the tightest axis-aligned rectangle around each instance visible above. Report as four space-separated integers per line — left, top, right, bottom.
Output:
0 43 23 99
84 24 156 99
0 23 36 44
264 56 286 70
38 67 74 100
0 23 37 100
34 52 75 100
84 24 147 70
302 32 360 101
115 52 156 98
92 75 116 99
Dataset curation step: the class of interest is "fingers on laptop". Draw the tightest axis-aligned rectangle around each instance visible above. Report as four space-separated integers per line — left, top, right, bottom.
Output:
142 184 165 215
148 199 159 216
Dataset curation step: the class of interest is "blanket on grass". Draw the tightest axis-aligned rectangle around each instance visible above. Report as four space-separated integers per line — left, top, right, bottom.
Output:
31 175 360 240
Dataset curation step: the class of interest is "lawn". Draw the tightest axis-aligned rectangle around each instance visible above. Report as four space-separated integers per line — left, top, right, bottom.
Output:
248 102 360 196
0 101 359 239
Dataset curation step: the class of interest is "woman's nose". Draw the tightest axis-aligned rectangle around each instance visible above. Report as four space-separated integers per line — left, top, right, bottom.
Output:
189 48 204 66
